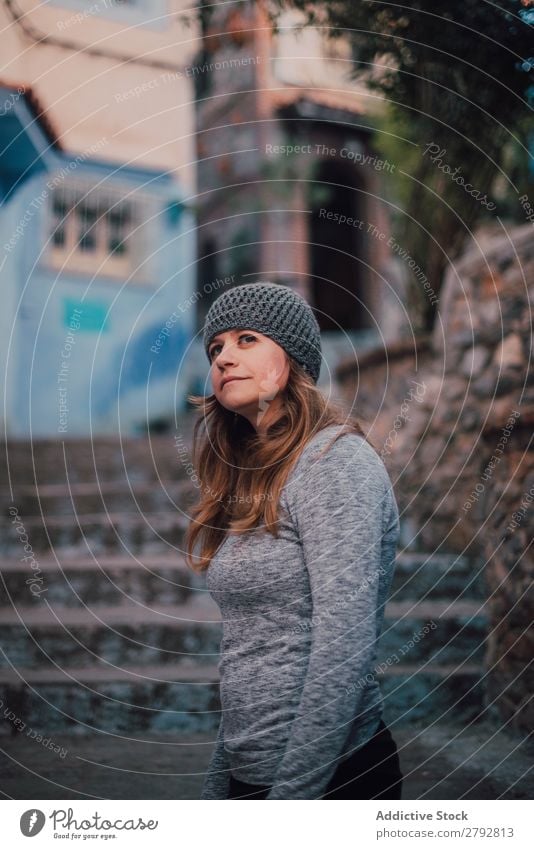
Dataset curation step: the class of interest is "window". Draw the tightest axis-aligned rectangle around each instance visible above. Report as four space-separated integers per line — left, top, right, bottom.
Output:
46 182 149 282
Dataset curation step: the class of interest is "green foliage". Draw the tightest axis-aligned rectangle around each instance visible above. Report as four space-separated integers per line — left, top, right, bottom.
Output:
273 1 533 151
370 109 421 218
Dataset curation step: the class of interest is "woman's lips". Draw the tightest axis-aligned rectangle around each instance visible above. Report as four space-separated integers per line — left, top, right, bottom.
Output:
222 377 248 387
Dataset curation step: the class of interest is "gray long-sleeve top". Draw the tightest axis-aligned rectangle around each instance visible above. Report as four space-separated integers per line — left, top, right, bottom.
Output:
200 424 400 800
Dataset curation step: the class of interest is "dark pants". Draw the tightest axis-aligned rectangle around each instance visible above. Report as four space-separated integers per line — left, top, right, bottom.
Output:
229 719 403 800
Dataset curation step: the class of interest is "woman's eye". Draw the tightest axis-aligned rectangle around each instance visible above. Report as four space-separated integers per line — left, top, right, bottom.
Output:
210 335 256 360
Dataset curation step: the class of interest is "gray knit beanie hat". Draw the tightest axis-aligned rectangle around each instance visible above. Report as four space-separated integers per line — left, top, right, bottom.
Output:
202 281 322 383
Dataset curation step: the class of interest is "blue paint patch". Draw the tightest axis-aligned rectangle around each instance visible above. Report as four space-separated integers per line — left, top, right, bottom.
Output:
63 298 109 332
92 319 188 417
121 320 188 387
165 199 186 228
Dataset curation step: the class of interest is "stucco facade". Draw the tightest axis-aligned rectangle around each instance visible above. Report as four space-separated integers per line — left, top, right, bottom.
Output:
0 0 200 435
195 0 405 385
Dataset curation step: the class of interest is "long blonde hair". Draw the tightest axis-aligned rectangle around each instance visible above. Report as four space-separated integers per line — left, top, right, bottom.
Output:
184 357 375 572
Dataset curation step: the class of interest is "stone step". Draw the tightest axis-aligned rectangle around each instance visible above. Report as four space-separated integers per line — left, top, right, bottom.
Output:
0 662 221 685
380 663 486 725
0 601 223 669
0 598 487 671
1 480 198 517
0 555 205 607
0 598 220 627
378 598 489 665
1 431 197 486
0 661 485 736
390 551 486 602
0 663 221 736
1 511 190 554
0 551 485 608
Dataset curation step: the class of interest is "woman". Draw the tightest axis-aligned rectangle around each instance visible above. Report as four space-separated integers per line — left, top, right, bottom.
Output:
185 281 403 800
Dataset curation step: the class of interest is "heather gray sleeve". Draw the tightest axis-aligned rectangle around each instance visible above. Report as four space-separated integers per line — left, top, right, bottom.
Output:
200 714 231 799
266 436 392 800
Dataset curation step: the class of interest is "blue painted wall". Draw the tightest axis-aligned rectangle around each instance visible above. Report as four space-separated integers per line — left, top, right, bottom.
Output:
1 130 196 437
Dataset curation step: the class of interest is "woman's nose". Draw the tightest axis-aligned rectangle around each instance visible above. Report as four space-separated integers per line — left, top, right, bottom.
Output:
215 345 238 366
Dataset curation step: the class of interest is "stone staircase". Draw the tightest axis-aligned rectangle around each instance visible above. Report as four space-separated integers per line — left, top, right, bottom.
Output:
0 428 489 737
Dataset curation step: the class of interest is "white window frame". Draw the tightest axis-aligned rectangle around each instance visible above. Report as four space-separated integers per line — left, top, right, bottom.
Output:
44 178 155 285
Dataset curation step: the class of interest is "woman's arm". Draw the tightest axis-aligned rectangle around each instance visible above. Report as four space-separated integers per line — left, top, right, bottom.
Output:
266 435 395 800
200 714 231 799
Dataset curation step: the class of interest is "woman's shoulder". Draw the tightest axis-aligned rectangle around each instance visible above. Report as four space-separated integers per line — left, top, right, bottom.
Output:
288 424 388 483
281 425 396 525
302 424 378 462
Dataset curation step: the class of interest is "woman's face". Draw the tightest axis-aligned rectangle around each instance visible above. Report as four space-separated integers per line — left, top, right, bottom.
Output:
208 328 290 431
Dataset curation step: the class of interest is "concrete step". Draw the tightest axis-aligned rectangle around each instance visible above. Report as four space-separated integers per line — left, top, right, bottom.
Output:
0 662 221 685
0 663 221 736
0 597 221 626
1 511 190 554
1 431 197 486
0 597 487 670
0 600 222 669
1 479 198 517
0 550 485 609
390 552 486 602
380 663 486 725
378 598 489 665
0 555 206 608
0 660 486 737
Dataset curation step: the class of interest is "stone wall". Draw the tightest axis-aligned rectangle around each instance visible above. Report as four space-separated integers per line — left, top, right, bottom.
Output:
336 222 534 735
